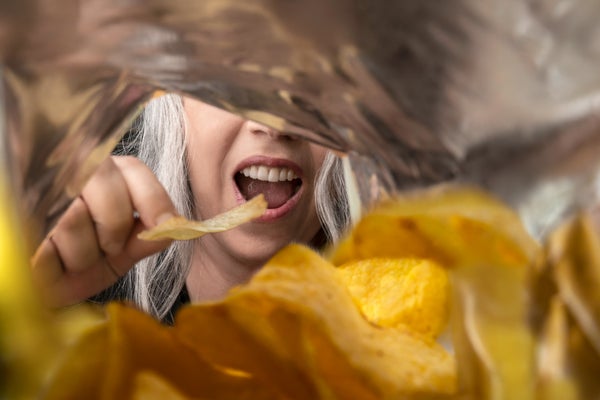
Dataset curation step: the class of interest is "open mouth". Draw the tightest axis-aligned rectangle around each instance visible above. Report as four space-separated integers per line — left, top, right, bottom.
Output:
234 165 302 209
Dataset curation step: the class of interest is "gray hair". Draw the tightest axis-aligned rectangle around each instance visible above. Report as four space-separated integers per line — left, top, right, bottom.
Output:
117 94 349 320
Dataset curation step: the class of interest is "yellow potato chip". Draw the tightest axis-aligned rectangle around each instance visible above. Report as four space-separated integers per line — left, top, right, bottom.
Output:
327 185 541 399
535 297 578 400
535 212 600 397
0 179 65 399
41 244 458 398
548 214 600 356
138 194 267 241
451 261 537 399
336 257 450 340
175 245 457 398
43 303 279 400
23 182 600 399
132 371 193 400
42 324 110 400
328 185 539 269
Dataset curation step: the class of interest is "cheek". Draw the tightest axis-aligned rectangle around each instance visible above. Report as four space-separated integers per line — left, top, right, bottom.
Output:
184 134 229 220
186 135 215 190
310 145 329 170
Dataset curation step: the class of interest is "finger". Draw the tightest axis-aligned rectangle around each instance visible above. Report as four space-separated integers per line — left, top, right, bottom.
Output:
80 157 135 256
48 196 103 274
107 156 177 273
38 255 120 307
30 197 113 307
30 237 64 289
112 156 177 227
107 220 172 277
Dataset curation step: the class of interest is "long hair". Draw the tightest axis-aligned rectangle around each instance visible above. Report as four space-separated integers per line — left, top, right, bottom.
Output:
115 94 349 320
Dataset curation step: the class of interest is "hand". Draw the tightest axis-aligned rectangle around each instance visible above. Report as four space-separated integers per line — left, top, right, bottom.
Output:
31 156 177 307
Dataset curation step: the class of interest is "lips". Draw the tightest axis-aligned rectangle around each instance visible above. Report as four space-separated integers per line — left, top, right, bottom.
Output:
233 156 304 221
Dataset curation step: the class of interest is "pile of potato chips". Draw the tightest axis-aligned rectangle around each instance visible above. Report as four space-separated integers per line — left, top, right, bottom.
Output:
3 184 600 399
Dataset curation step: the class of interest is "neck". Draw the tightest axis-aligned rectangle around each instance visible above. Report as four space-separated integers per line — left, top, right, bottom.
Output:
185 238 261 303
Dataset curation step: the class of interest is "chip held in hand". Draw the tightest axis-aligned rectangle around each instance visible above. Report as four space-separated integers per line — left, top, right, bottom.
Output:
138 194 267 241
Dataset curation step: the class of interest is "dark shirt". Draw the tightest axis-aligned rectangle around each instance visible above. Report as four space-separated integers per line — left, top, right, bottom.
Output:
88 280 190 326
162 286 190 325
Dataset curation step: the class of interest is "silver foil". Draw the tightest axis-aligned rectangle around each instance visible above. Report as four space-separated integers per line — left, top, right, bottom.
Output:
1 0 600 241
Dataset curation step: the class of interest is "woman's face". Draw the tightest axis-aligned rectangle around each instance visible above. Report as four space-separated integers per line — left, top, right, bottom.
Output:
183 97 328 268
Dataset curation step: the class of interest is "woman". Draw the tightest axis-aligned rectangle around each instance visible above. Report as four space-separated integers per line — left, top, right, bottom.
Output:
32 94 350 323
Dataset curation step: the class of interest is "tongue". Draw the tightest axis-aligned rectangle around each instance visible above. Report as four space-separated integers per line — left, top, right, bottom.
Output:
237 175 296 209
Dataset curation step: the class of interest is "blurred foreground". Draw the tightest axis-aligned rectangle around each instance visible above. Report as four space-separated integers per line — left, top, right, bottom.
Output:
2 185 600 399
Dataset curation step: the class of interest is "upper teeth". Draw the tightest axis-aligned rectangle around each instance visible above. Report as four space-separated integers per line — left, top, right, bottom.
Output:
240 165 298 182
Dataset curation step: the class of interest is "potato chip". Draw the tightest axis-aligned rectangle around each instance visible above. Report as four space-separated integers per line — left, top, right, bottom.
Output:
535 212 600 397
336 257 450 340
535 297 578 400
328 185 539 269
0 180 65 399
43 303 280 400
451 260 537 399
42 324 110 400
547 214 600 355
21 181 600 399
45 244 458 398
175 245 457 398
132 371 193 400
138 194 267 241
326 185 541 399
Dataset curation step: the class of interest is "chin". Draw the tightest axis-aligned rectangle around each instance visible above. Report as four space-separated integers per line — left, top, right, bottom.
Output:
243 242 290 267
222 231 292 267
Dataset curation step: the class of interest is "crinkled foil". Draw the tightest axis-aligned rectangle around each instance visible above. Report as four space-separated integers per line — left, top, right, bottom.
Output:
2 0 600 240
4 2 600 398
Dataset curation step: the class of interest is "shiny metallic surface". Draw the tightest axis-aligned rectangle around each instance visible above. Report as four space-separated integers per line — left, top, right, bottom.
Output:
2 0 600 240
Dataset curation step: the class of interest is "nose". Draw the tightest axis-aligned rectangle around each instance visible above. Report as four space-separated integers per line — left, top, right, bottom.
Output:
247 120 294 141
